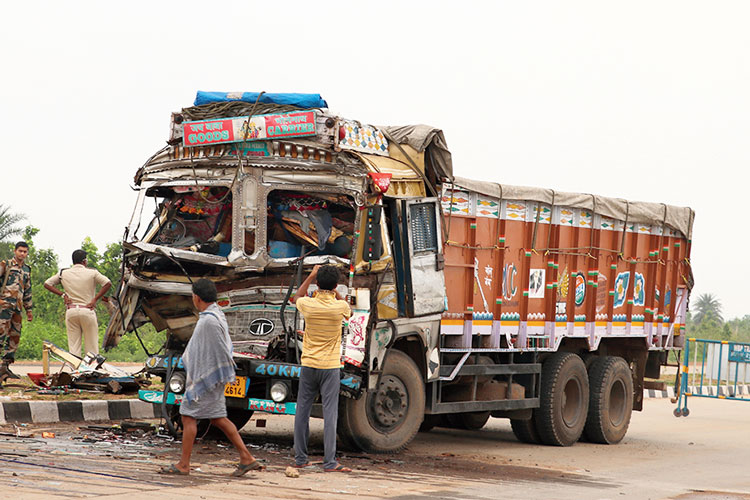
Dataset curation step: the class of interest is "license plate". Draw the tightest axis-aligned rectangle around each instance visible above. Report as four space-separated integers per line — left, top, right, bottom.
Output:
224 376 247 398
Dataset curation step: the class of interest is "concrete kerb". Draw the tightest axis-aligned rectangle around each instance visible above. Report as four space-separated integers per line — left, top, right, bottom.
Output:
0 399 159 425
2 385 747 425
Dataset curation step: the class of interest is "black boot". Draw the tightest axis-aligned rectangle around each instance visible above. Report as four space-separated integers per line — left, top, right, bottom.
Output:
0 361 19 380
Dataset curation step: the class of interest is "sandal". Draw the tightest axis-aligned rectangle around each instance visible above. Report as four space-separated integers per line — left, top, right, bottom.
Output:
231 459 265 477
324 464 352 473
159 464 189 475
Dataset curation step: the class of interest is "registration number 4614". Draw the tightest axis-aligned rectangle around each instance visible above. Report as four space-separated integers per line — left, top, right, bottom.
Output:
224 377 247 398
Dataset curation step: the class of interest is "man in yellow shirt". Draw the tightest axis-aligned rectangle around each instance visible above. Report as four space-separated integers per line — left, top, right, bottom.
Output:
44 250 111 357
291 264 352 472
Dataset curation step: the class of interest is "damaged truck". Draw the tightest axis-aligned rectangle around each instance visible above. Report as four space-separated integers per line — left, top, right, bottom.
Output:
105 91 694 451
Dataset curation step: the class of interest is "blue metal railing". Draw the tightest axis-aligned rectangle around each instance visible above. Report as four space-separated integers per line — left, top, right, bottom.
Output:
674 338 750 416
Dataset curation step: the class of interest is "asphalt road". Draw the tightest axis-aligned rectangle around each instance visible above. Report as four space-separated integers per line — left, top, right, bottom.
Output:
0 397 748 500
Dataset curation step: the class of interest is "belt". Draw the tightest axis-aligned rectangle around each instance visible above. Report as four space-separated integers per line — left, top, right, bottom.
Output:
66 304 94 310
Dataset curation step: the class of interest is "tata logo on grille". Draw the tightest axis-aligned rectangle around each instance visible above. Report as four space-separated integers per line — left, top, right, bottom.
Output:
248 318 275 336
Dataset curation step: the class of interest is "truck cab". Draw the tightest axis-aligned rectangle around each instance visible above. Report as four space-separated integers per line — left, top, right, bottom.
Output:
105 93 451 448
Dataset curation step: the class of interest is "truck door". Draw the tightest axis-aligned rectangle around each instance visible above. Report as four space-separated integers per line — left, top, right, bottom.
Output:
398 198 446 317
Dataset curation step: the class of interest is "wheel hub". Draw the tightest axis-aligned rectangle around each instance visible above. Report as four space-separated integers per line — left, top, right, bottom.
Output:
372 375 409 429
562 378 582 427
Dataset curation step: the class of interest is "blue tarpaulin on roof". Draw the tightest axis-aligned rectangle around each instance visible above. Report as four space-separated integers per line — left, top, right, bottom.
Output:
194 91 328 109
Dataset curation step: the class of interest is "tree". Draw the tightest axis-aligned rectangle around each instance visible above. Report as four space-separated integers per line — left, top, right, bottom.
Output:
0 205 26 242
721 324 732 341
726 315 750 343
692 293 723 325
79 237 123 286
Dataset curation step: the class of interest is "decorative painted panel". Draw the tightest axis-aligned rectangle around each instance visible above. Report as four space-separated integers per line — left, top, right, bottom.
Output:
600 216 616 231
527 203 551 224
504 201 527 221
556 207 575 226
441 188 470 215
476 195 500 218
577 209 593 228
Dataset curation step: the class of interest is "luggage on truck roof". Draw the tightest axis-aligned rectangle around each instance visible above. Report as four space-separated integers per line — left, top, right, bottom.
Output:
194 91 328 109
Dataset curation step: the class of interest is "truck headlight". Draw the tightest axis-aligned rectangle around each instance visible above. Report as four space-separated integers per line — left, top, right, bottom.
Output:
270 381 290 402
168 372 186 394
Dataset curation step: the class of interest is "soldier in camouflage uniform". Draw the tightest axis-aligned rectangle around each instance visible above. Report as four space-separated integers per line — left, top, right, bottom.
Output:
0 242 33 381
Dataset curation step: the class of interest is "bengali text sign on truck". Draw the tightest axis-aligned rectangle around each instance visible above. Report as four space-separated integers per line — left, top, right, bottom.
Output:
183 111 316 147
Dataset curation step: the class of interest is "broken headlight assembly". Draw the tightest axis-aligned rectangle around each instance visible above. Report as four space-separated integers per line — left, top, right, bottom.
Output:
168 372 186 394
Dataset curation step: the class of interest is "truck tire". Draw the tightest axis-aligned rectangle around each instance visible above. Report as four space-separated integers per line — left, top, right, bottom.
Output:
584 356 633 444
537 352 589 446
510 410 541 444
336 398 363 451
199 408 254 440
445 411 491 430
338 350 425 453
418 414 446 432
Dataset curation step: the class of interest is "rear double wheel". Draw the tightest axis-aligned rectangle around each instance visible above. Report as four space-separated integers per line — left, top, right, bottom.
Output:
584 356 633 444
510 410 541 444
536 352 589 446
445 411 491 430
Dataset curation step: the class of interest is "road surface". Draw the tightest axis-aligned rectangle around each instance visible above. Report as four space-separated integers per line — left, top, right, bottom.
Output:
0 397 748 499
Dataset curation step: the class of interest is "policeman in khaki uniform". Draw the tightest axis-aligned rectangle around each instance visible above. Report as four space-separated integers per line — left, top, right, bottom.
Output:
0 242 33 382
44 249 111 357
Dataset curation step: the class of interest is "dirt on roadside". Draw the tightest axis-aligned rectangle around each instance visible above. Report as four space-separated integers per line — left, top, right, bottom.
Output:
1 361 153 401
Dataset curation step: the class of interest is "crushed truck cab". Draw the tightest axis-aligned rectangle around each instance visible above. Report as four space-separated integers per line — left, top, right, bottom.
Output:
108 91 694 451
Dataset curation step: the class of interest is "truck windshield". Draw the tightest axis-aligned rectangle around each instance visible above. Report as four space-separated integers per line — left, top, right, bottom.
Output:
138 185 233 255
265 189 355 260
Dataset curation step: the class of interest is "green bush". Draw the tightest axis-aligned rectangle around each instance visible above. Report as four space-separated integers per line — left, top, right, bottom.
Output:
15 320 68 360
15 319 166 363
104 324 167 362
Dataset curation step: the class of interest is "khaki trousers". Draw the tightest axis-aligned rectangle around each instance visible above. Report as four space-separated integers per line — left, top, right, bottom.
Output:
65 308 99 356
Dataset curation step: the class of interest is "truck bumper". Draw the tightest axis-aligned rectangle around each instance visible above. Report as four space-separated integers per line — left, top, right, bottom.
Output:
138 389 298 415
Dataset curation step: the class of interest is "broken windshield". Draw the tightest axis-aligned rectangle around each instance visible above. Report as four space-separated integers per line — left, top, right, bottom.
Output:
265 189 355 261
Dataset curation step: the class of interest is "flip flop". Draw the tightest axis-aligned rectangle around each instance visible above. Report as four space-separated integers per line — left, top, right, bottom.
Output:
159 464 189 475
292 462 310 469
324 464 352 473
231 459 265 477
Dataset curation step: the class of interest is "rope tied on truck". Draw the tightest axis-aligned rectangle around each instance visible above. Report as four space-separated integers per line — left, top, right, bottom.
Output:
181 100 310 121
444 240 508 251
186 91 267 206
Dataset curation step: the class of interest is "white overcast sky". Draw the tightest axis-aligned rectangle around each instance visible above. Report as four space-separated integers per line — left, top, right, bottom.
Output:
2 1 748 318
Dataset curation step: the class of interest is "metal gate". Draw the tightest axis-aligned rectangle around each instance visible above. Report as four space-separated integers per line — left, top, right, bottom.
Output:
674 338 750 416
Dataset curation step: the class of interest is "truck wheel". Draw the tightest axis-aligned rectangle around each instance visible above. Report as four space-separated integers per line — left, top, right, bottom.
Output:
336 399 360 451
445 412 491 430
339 350 425 453
419 414 445 432
510 410 541 444
584 356 633 444
537 352 589 446
199 408 254 440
